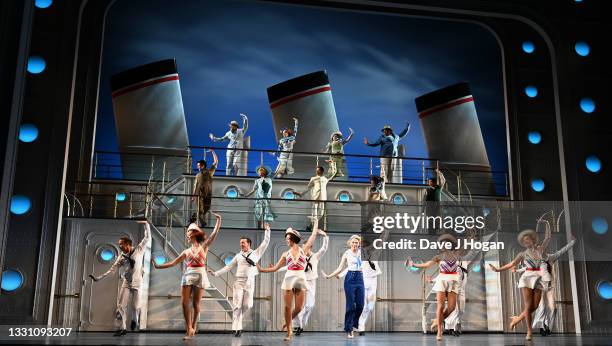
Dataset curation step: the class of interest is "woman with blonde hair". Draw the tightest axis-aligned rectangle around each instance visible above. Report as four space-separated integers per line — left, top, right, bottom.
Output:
151 212 222 340
408 233 463 341
257 220 320 341
323 234 365 338
489 225 551 341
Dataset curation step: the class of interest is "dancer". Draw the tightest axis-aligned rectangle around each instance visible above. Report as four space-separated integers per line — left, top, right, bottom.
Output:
423 168 446 233
408 233 463 341
489 225 551 341
257 221 320 341
278 227 329 335
363 175 387 231
323 235 365 339
363 122 410 183
192 149 218 227
89 220 151 336
209 223 271 337
209 113 248 176
273 117 298 178
295 166 335 224
151 212 222 340
243 166 275 228
325 128 354 178
517 233 576 336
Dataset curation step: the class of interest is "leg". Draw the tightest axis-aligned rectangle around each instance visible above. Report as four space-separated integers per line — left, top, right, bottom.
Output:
197 196 207 227
353 280 365 331
283 290 294 340
344 275 356 334
191 287 205 332
435 292 446 340
181 286 194 339
115 286 130 332
300 282 317 329
232 281 246 332
225 151 233 176
545 288 555 333
292 289 306 320
358 281 376 332
444 292 457 319
129 288 140 331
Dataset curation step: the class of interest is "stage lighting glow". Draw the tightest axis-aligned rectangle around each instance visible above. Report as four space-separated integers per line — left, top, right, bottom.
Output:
482 207 491 217
283 190 295 200
597 281 612 300
19 124 39 143
525 85 538 98
522 41 535 53
27 56 46 74
1 269 24 292
35 0 53 9
531 178 545 192
223 254 235 266
591 217 608 235
100 248 115 262
338 192 351 202
154 254 167 265
10 195 31 215
392 194 404 205
472 264 481 273
115 192 126 202
226 187 238 198
528 131 541 144
575 41 590 56
585 155 601 173
580 97 595 113
167 197 175 204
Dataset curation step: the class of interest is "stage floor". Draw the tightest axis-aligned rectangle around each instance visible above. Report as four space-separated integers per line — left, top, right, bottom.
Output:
1 332 610 345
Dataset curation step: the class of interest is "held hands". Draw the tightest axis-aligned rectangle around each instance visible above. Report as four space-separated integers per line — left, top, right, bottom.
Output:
150 259 159 269
488 263 500 272
207 269 216 276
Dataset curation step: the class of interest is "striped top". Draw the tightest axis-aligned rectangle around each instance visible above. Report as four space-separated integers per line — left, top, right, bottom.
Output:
521 248 543 270
287 248 306 271
185 246 206 268
438 252 460 273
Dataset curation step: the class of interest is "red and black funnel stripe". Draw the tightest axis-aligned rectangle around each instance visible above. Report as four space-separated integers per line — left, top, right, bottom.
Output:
110 59 178 92
267 70 331 105
415 82 473 116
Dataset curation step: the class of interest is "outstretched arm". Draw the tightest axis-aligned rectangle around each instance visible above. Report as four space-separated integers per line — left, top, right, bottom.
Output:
257 253 287 273
210 132 229 142
398 122 411 139
325 255 348 278
241 113 248 134
343 128 354 144
407 256 438 269
152 251 187 269
209 150 218 175
211 254 237 276
135 220 151 252
436 168 446 188
204 212 222 248
292 117 298 138
90 256 123 281
548 237 576 263
303 218 320 252
314 230 329 261
253 223 272 258
489 253 523 272
243 181 257 198
365 136 382 147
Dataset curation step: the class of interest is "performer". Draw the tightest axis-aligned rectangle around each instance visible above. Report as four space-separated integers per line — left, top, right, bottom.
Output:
362 175 387 231
489 225 551 341
89 220 151 336
243 166 275 228
363 122 410 183
323 235 365 339
192 149 218 227
209 223 271 337
209 113 248 176
408 233 463 341
325 128 354 178
151 213 222 340
278 228 329 335
273 117 298 178
338 236 386 336
294 166 335 224
423 169 446 233
257 223 320 341
516 234 576 336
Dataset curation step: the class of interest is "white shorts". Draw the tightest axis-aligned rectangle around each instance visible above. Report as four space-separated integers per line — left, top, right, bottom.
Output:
281 270 307 290
432 273 460 293
518 271 544 290
181 267 210 289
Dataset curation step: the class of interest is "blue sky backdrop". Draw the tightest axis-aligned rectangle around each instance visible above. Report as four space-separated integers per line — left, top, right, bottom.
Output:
97 0 508 173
